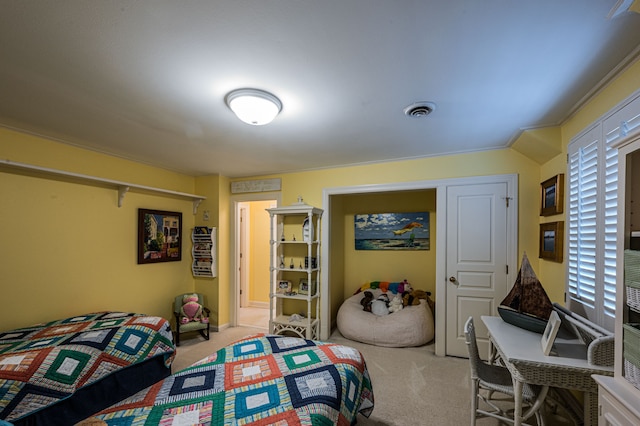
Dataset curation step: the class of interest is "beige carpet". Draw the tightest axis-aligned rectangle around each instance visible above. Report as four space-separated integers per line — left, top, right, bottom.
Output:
172 327 574 425
237 306 269 329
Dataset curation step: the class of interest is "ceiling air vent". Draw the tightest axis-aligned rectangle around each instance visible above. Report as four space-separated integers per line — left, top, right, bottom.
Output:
404 102 436 118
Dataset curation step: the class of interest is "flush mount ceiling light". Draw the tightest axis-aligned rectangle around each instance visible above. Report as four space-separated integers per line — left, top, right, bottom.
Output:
403 101 437 118
607 0 634 19
225 88 282 125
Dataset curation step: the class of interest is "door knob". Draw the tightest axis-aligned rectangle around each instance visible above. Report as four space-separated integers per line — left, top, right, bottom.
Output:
449 276 458 285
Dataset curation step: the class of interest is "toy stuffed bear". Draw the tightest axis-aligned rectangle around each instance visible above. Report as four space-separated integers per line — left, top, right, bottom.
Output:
371 293 390 316
360 291 374 312
402 289 431 307
180 294 209 324
388 294 404 313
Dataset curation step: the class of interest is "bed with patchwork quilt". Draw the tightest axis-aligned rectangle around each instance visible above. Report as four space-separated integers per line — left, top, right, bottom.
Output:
0 312 175 426
91 333 374 425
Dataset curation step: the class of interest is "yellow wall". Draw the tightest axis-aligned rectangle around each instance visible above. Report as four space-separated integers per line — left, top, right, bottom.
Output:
328 195 346 327
338 190 436 297
0 128 200 331
564 61 640 141
537 152 568 303
193 175 221 326
216 175 231 325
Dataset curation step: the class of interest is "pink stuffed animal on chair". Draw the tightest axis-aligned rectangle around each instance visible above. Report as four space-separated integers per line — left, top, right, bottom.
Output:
179 294 209 324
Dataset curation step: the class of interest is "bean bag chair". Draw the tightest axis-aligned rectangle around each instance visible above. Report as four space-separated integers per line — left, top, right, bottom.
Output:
336 289 434 347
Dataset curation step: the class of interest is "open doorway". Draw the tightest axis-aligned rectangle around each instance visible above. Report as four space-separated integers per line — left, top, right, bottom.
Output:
234 197 278 329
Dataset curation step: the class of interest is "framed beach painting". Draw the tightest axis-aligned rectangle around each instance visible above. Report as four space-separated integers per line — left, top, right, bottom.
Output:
354 212 429 250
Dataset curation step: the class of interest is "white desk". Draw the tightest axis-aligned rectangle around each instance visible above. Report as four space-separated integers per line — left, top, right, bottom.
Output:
481 315 613 426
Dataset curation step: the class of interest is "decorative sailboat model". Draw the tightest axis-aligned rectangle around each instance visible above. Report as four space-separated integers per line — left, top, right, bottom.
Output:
498 252 554 334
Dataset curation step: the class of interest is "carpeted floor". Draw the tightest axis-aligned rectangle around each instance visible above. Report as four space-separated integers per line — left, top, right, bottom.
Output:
237 306 269 329
172 326 575 425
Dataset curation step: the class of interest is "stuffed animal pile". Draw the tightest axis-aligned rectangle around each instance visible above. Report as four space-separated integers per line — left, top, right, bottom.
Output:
388 295 404 313
402 289 431 307
371 293 390 316
360 291 374 312
179 293 209 324
358 280 433 315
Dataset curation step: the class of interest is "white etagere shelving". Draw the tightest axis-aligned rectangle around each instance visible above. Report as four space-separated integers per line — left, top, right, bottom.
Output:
267 200 322 339
191 227 217 278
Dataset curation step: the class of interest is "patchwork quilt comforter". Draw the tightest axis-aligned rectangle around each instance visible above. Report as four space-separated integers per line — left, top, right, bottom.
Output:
93 333 374 425
0 312 175 425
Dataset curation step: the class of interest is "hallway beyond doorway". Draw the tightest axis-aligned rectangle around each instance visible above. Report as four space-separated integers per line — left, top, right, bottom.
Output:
238 306 269 329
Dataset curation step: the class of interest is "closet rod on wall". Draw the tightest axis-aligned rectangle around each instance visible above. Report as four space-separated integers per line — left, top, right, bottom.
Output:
0 159 206 214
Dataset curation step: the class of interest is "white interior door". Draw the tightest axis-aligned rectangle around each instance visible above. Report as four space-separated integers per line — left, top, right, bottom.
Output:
445 182 511 358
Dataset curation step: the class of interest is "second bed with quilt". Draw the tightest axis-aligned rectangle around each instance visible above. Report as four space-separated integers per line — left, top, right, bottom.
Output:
91 333 375 425
0 312 175 426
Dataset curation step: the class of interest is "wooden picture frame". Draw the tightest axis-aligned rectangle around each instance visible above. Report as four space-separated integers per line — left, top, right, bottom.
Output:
541 310 561 356
138 209 182 264
539 221 564 263
540 174 564 216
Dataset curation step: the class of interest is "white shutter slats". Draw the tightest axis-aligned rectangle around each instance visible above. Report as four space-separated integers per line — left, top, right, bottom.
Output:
567 119 618 328
603 124 619 318
567 124 617 323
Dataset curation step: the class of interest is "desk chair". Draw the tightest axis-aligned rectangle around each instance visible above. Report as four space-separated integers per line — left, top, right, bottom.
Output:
464 316 549 425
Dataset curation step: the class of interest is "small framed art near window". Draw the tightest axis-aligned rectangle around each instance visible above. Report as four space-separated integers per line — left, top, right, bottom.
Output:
138 209 182 264
539 221 564 263
540 174 564 216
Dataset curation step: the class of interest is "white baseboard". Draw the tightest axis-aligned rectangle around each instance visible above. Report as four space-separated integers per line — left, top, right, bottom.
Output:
213 323 230 332
248 301 269 309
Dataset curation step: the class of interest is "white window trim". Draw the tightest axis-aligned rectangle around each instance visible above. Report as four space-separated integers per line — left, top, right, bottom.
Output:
566 88 640 332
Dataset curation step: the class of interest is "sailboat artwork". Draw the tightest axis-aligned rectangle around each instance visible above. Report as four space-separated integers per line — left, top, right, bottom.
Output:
498 252 554 334
354 212 430 250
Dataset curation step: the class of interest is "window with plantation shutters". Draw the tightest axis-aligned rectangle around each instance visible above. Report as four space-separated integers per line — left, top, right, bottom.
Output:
602 137 618 319
567 122 617 331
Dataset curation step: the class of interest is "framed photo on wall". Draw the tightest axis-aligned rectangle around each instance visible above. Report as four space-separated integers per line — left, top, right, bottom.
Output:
540 174 564 216
539 221 564 263
138 209 182 264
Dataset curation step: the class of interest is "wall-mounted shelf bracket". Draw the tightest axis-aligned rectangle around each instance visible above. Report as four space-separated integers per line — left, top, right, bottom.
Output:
192 198 203 215
0 159 207 213
118 186 130 208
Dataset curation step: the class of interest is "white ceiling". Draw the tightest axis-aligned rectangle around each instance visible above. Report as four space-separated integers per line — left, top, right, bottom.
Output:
1 1 640 178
